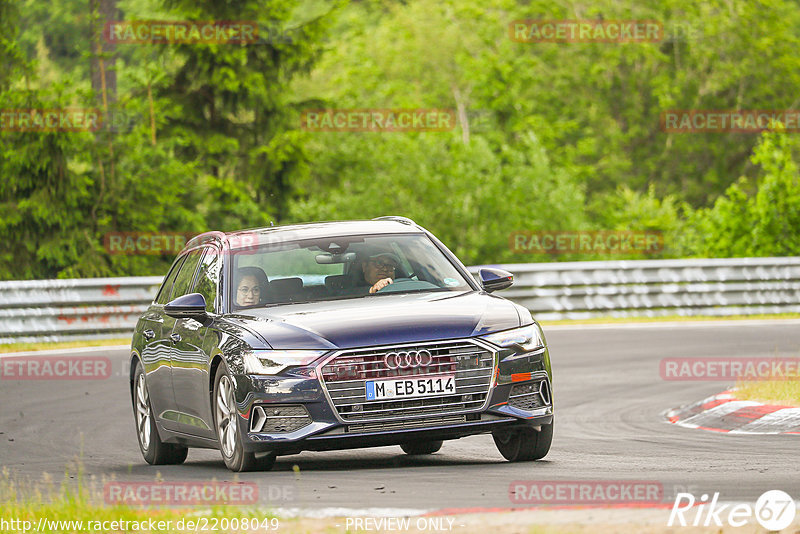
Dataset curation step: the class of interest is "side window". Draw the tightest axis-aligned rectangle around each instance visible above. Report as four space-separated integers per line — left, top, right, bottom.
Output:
192 248 220 313
156 256 186 305
170 249 204 301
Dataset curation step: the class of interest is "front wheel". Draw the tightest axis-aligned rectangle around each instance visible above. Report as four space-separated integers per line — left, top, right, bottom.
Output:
132 361 188 465
213 363 274 472
400 440 443 455
492 422 553 462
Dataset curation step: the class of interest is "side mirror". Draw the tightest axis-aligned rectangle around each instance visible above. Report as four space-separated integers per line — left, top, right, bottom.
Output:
165 293 208 320
479 268 514 292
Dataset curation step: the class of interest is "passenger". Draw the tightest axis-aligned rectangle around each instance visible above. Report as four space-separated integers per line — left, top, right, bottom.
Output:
234 267 268 307
361 252 401 294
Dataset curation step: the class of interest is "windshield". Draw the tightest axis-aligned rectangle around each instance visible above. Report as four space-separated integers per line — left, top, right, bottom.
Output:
229 233 472 309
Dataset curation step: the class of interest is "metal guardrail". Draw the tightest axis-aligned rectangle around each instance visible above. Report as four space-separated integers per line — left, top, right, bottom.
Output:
1 257 798 343
470 257 800 320
0 277 163 344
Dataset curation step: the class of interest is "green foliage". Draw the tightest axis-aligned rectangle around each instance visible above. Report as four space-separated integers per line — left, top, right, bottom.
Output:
682 131 800 257
0 0 335 279
2 0 800 280
292 130 585 265
750 132 800 255
588 185 684 258
0 0 27 90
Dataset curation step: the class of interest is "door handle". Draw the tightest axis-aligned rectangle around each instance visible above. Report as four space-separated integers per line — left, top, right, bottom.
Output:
143 329 155 340
169 333 182 343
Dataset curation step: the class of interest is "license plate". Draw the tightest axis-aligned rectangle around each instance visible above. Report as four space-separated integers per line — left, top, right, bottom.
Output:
365 375 456 401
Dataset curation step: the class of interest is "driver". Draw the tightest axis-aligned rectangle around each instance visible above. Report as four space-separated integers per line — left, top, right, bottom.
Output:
362 252 401 294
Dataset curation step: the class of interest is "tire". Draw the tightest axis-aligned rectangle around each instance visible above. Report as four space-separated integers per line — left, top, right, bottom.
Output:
492 422 553 462
132 360 188 465
213 363 275 472
400 440 443 455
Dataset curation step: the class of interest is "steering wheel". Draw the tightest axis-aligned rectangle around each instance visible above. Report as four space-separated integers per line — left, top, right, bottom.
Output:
375 277 413 293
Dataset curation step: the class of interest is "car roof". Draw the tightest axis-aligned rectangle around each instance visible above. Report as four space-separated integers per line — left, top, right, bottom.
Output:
184 218 425 251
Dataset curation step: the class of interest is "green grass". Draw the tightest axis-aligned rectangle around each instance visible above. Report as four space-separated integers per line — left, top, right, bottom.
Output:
0 338 130 354
0 465 289 534
734 381 800 406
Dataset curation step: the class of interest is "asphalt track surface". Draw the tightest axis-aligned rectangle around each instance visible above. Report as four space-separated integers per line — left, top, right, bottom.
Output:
2 321 799 512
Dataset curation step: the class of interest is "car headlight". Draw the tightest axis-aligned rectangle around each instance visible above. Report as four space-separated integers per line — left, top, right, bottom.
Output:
481 324 544 353
243 350 328 375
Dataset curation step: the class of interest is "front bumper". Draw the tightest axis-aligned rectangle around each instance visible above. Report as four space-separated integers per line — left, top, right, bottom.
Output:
233 340 553 454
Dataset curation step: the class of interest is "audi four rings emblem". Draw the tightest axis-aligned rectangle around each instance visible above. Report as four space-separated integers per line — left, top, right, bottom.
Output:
384 350 433 369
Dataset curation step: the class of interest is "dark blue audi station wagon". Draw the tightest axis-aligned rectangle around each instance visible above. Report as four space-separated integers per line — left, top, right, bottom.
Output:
129 217 553 471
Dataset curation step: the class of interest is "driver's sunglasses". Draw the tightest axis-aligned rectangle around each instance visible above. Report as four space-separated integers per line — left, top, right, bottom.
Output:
237 286 261 296
369 260 397 270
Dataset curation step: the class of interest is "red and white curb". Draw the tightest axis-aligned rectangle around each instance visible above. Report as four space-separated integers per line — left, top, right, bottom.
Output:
665 390 800 434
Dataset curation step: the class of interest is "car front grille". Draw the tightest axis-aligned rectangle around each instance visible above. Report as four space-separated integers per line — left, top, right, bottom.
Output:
320 339 495 423
508 379 551 411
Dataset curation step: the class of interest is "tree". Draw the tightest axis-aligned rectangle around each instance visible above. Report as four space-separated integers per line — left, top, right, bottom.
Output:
152 0 337 226
682 131 800 257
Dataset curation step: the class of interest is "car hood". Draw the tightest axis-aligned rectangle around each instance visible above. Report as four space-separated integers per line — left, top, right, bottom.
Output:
224 291 522 350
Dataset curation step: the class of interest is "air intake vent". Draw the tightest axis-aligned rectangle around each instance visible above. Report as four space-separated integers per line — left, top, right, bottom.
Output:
346 414 468 434
508 379 551 411
250 404 312 433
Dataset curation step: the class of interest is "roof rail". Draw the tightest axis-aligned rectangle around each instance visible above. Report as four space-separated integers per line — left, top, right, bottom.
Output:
185 231 226 249
372 216 417 226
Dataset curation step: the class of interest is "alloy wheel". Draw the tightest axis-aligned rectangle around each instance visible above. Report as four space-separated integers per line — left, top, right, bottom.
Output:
135 373 151 450
215 375 238 458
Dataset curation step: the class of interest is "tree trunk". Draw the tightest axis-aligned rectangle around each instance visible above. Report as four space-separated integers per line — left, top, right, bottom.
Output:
89 0 118 106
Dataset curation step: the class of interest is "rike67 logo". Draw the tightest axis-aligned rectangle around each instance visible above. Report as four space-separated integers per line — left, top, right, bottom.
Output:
668 490 796 530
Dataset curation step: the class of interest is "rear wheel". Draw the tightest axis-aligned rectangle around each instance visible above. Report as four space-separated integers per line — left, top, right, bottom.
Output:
132 361 188 465
213 363 275 472
492 422 553 462
400 440 443 455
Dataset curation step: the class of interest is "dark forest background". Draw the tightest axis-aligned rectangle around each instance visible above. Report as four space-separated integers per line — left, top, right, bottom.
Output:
2 0 799 279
